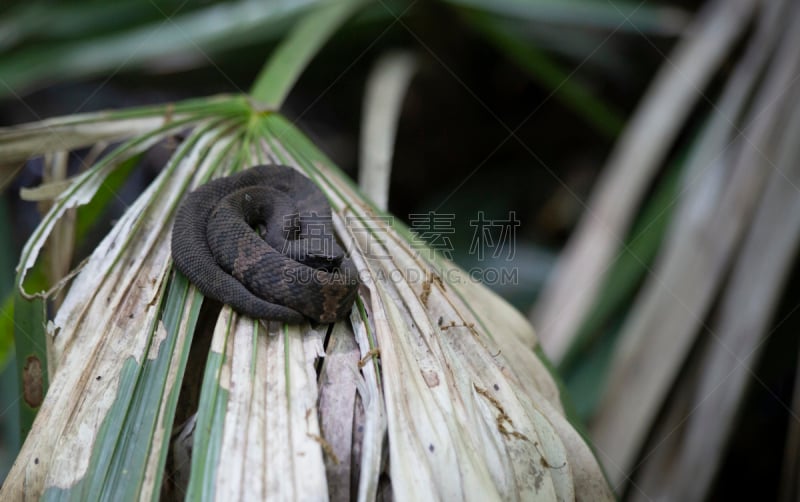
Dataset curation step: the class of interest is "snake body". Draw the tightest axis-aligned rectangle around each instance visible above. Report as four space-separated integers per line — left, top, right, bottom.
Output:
171 165 359 323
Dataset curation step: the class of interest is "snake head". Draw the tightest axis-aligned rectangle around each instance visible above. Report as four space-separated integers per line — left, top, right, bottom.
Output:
281 238 344 271
301 252 343 271
276 211 347 272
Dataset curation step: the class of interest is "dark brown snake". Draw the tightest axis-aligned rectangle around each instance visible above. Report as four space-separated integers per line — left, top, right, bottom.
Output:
171 165 359 323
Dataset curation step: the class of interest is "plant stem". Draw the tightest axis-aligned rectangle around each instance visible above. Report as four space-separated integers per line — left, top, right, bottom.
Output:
250 0 367 108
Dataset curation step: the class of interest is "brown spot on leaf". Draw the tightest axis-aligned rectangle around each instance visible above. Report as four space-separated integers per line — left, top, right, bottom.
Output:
421 370 440 388
432 274 445 291
23 356 44 408
474 384 529 441
420 276 432 306
419 272 445 307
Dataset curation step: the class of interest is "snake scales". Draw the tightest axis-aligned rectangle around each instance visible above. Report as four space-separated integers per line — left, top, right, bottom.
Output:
171 165 359 323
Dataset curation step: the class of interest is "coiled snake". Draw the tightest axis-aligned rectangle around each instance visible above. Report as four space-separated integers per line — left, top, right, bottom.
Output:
171 165 359 323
